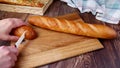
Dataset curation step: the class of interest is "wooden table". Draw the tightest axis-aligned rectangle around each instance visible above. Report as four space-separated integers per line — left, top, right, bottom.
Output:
0 0 120 68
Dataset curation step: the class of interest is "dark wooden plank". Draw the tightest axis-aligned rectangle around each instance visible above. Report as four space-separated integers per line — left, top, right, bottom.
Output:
80 11 120 68
57 1 77 16
39 0 120 68
0 11 28 21
0 0 120 68
0 10 5 19
44 0 61 17
44 0 78 17
38 1 101 68
78 7 120 68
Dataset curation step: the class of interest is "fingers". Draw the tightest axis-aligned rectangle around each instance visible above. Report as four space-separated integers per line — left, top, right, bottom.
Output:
9 18 26 28
8 46 19 56
1 18 26 28
1 35 19 41
9 51 17 62
0 18 26 41
5 46 18 63
0 46 18 68
0 46 18 57
8 35 19 41
1 18 26 27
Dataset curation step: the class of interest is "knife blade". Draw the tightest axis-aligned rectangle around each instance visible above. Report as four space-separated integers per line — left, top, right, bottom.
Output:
15 31 26 48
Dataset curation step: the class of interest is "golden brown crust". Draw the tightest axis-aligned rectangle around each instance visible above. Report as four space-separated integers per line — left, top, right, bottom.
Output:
0 0 44 7
12 25 37 40
28 16 117 39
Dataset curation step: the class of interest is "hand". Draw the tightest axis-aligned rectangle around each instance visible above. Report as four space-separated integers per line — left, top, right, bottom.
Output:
0 46 18 68
0 18 26 41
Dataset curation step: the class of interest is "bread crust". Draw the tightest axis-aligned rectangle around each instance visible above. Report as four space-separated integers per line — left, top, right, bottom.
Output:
12 25 37 40
0 0 44 7
28 16 117 39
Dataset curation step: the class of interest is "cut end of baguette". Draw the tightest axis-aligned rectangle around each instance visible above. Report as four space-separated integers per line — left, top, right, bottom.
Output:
12 25 38 40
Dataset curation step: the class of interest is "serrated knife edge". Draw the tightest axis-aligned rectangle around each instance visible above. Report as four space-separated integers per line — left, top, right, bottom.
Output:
15 31 26 48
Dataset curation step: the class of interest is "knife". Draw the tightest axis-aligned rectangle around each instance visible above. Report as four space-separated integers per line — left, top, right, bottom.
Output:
15 31 26 48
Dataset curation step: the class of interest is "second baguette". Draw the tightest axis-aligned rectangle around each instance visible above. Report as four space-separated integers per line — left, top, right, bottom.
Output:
28 16 117 39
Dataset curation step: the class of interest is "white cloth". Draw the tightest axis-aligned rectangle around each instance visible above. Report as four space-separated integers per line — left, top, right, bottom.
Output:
61 0 120 24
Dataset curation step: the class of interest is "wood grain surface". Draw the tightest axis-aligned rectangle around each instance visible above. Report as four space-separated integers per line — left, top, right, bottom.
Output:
0 0 120 68
13 12 103 68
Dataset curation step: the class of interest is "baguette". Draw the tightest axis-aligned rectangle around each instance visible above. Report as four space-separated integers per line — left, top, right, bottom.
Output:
12 25 37 40
28 16 117 39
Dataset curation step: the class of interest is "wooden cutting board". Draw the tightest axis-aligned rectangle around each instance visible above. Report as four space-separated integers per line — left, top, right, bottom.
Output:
0 0 53 15
14 12 104 68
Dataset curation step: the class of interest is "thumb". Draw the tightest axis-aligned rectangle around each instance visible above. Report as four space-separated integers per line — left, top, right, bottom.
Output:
8 46 19 56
